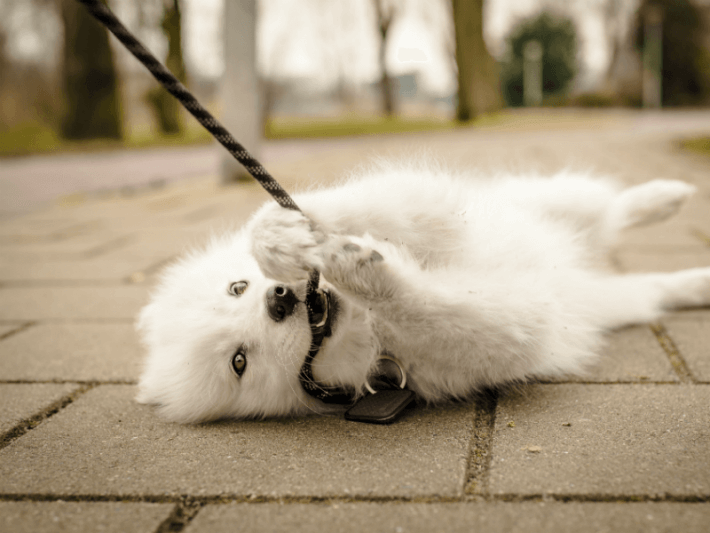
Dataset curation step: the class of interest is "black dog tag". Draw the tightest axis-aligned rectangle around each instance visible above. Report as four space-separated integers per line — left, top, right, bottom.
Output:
344 389 415 424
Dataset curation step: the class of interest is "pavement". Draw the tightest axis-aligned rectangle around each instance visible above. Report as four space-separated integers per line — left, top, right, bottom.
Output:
1 109 709 532
0 136 359 220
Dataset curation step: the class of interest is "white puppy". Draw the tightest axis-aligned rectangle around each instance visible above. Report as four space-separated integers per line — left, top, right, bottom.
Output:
136 162 709 423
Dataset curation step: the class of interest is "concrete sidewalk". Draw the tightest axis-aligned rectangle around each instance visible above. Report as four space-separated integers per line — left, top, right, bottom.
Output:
1 110 709 532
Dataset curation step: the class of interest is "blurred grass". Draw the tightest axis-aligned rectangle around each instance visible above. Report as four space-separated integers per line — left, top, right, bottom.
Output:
0 115 501 158
0 121 212 158
680 136 710 156
1 111 622 158
263 110 630 139
264 115 490 139
0 122 61 156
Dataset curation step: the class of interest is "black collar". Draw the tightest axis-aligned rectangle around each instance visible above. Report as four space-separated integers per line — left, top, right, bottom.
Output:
298 287 356 404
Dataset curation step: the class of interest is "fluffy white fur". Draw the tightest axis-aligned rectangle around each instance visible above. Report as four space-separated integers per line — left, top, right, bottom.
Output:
137 162 710 423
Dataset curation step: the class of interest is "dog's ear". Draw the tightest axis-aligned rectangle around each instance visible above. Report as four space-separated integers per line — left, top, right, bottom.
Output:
134 350 181 408
135 303 168 406
134 346 164 407
135 301 156 339
135 385 160 406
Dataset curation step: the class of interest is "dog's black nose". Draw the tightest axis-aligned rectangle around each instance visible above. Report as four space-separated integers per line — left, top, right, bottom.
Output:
266 285 298 322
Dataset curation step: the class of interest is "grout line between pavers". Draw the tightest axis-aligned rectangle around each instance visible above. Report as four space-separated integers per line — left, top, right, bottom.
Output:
0 318 135 324
0 222 102 246
182 204 222 223
649 323 697 383
1 235 137 262
0 321 35 340
125 255 177 284
0 279 135 287
0 379 136 385
519 381 704 387
464 390 498 496
0 493 707 505
154 500 202 533
0 378 703 390
0 384 96 451
81 235 135 259
0 378 696 386
0 258 172 287
490 493 710 504
536 379 682 385
690 227 710 246
0 494 463 505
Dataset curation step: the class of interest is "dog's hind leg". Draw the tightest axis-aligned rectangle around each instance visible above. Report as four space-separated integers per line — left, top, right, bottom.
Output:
607 180 696 232
588 179 696 252
518 176 695 250
581 268 710 330
509 174 620 230
508 174 625 252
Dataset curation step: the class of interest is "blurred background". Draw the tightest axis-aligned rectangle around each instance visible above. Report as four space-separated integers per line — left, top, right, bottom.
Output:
1 0 709 170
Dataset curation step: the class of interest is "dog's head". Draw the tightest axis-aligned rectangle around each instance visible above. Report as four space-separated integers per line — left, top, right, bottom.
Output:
136 231 377 423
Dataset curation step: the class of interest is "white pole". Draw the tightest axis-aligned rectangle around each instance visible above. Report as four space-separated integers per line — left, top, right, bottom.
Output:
221 0 261 183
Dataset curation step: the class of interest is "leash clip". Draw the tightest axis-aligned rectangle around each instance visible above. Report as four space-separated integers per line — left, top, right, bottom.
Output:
346 354 415 424
364 354 407 394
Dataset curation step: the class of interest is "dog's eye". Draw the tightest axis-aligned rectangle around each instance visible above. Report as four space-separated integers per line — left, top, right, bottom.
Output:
231 348 247 377
228 281 248 297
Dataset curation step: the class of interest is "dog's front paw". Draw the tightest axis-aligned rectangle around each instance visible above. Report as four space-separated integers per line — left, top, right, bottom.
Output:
250 206 325 281
321 236 394 300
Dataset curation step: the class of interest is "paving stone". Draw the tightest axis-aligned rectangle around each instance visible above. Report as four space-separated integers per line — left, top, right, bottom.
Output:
0 232 132 259
0 501 174 533
2 112 710 530
0 323 143 381
0 214 249 284
489 384 710 497
0 385 473 498
0 286 149 320
616 249 710 273
567 326 678 383
185 502 710 533
675 195 710 224
108 228 213 259
663 310 710 382
0 218 103 244
138 181 263 224
62 177 245 229
0 254 169 282
0 384 80 435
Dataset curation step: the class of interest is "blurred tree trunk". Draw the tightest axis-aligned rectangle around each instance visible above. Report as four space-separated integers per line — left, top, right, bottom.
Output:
451 0 501 122
0 29 8 127
373 0 396 116
146 0 186 134
59 0 122 140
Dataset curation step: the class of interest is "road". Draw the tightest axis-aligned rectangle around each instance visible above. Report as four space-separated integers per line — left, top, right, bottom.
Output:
1 109 708 220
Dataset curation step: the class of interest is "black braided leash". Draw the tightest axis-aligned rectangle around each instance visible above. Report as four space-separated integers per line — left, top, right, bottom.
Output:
75 0 294 209
74 0 351 404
